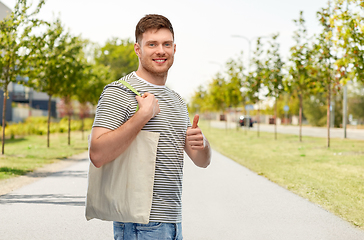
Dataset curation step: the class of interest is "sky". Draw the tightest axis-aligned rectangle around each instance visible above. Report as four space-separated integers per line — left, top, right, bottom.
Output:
1 0 330 102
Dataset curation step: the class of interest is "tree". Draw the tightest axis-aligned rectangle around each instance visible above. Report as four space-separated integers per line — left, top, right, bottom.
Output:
208 73 229 129
224 55 244 129
208 73 227 114
27 18 76 147
287 11 316 142
263 33 285 140
332 0 364 86
57 35 86 145
95 38 139 80
315 3 341 148
0 0 45 154
188 85 210 114
272 93 300 122
246 38 265 137
75 62 113 139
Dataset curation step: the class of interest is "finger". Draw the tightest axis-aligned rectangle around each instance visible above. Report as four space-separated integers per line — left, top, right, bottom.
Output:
192 114 199 129
142 92 151 98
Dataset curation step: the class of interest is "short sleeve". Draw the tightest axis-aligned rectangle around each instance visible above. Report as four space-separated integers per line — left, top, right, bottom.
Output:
92 86 133 130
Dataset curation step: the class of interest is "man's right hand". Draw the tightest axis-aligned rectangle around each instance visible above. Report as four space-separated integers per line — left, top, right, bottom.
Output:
136 92 160 120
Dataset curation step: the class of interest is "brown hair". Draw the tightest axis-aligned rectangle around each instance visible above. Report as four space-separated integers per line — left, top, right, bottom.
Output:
135 14 174 43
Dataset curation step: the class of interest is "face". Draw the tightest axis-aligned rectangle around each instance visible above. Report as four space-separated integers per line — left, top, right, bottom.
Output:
135 28 176 79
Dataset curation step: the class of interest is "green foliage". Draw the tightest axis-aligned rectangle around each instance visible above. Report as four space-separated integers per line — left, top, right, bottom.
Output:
303 94 328 126
246 38 265 103
95 38 139 80
207 73 228 113
263 34 285 99
0 0 46 90
264 94 300 119
27 18 78 97
76 62 112 106
287 11 317 97
0 0 46 153
188 85 210 113
332 0 364 85
224 55 244 109
0 117 93 138
303 93 343 127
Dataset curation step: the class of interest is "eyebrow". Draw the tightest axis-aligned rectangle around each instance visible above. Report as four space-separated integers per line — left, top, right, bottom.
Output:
145 40 174 44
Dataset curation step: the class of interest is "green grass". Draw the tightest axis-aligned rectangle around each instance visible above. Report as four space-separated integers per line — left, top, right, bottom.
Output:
0 131 90 180
201 121 364 229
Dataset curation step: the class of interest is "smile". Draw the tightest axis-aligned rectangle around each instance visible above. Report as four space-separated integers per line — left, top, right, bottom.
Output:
153 59 167 63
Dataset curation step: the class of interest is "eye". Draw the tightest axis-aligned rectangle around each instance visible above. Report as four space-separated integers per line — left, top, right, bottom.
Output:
149 43 155 47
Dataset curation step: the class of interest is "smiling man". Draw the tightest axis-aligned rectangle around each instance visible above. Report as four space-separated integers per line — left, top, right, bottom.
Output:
89 14 211 240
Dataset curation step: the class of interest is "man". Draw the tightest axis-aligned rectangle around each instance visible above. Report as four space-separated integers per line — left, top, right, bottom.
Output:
89 14 211 239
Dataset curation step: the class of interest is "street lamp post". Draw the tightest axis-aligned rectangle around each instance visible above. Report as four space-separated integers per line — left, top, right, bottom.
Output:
231 35 253 73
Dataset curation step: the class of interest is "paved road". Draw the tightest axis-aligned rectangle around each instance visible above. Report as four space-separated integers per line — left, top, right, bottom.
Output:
211 120 364 140
1 150 364 239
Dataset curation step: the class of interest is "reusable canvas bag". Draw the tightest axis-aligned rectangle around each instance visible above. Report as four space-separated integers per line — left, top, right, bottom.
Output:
85 80 160 224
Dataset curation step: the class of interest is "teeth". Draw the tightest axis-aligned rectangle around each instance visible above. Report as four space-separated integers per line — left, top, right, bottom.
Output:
154 59 166 63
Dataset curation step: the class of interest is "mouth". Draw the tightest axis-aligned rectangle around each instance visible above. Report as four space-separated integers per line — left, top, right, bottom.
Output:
153 59 167 63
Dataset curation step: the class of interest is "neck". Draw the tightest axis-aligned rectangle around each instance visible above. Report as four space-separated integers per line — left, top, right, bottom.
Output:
135 69 167 86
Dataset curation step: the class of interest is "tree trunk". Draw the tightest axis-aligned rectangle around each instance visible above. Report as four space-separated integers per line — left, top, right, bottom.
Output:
235 108 239 131
2 86 8 155
257 100 260 138
224 111 228 132
244 108 247 135
299 94 303 142
274 98 277 140
68 113 71 145
81 117 84 140
47 94 52 148
327 83 331 148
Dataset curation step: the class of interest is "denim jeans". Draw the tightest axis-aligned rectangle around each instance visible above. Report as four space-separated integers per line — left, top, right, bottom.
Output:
113 221 183 240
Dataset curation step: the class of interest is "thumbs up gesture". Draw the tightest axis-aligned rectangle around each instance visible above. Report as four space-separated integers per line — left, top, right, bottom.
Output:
186 114 205 150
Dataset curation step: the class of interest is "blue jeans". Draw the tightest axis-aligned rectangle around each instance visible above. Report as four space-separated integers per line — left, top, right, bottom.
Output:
113 221 183 240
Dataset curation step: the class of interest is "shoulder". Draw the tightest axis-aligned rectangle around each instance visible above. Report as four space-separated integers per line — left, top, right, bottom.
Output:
100 73 138 98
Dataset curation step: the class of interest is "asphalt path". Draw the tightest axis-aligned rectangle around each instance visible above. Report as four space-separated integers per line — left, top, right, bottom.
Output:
211 120 364 140
1 150 364 239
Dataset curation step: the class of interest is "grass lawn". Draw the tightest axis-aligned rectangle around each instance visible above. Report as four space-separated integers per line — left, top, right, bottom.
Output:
201 121 364 229
0 131 90 181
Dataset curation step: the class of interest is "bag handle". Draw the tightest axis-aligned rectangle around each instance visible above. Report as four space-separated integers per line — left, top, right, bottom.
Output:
118 80 141 112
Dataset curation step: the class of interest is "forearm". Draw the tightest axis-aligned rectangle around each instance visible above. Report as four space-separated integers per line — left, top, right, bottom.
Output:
89 111 149 168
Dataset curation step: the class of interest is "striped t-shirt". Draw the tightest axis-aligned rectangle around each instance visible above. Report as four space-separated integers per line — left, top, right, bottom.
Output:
92 72 191 223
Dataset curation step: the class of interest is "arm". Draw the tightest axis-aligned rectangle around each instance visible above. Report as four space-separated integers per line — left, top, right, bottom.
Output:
184 114 211 168
89 92 160 168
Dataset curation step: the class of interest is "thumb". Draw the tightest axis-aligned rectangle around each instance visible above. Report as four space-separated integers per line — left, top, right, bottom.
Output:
192 114 199 128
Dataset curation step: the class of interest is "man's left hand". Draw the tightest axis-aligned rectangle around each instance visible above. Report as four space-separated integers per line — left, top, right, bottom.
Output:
186 114 205 150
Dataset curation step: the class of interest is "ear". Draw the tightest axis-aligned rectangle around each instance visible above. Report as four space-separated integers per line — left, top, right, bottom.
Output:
134 42 141 57
174 43 176 54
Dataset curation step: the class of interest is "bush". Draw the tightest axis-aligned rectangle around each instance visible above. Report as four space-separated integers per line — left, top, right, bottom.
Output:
0 117 93 138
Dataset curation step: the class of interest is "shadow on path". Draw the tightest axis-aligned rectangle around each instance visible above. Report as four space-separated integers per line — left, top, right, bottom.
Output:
0 193 85 206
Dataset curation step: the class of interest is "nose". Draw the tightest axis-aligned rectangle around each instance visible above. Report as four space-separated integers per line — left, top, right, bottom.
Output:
155 45 165 55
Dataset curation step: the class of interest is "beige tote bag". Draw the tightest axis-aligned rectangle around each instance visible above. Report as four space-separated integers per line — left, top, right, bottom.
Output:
85 81 160 224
